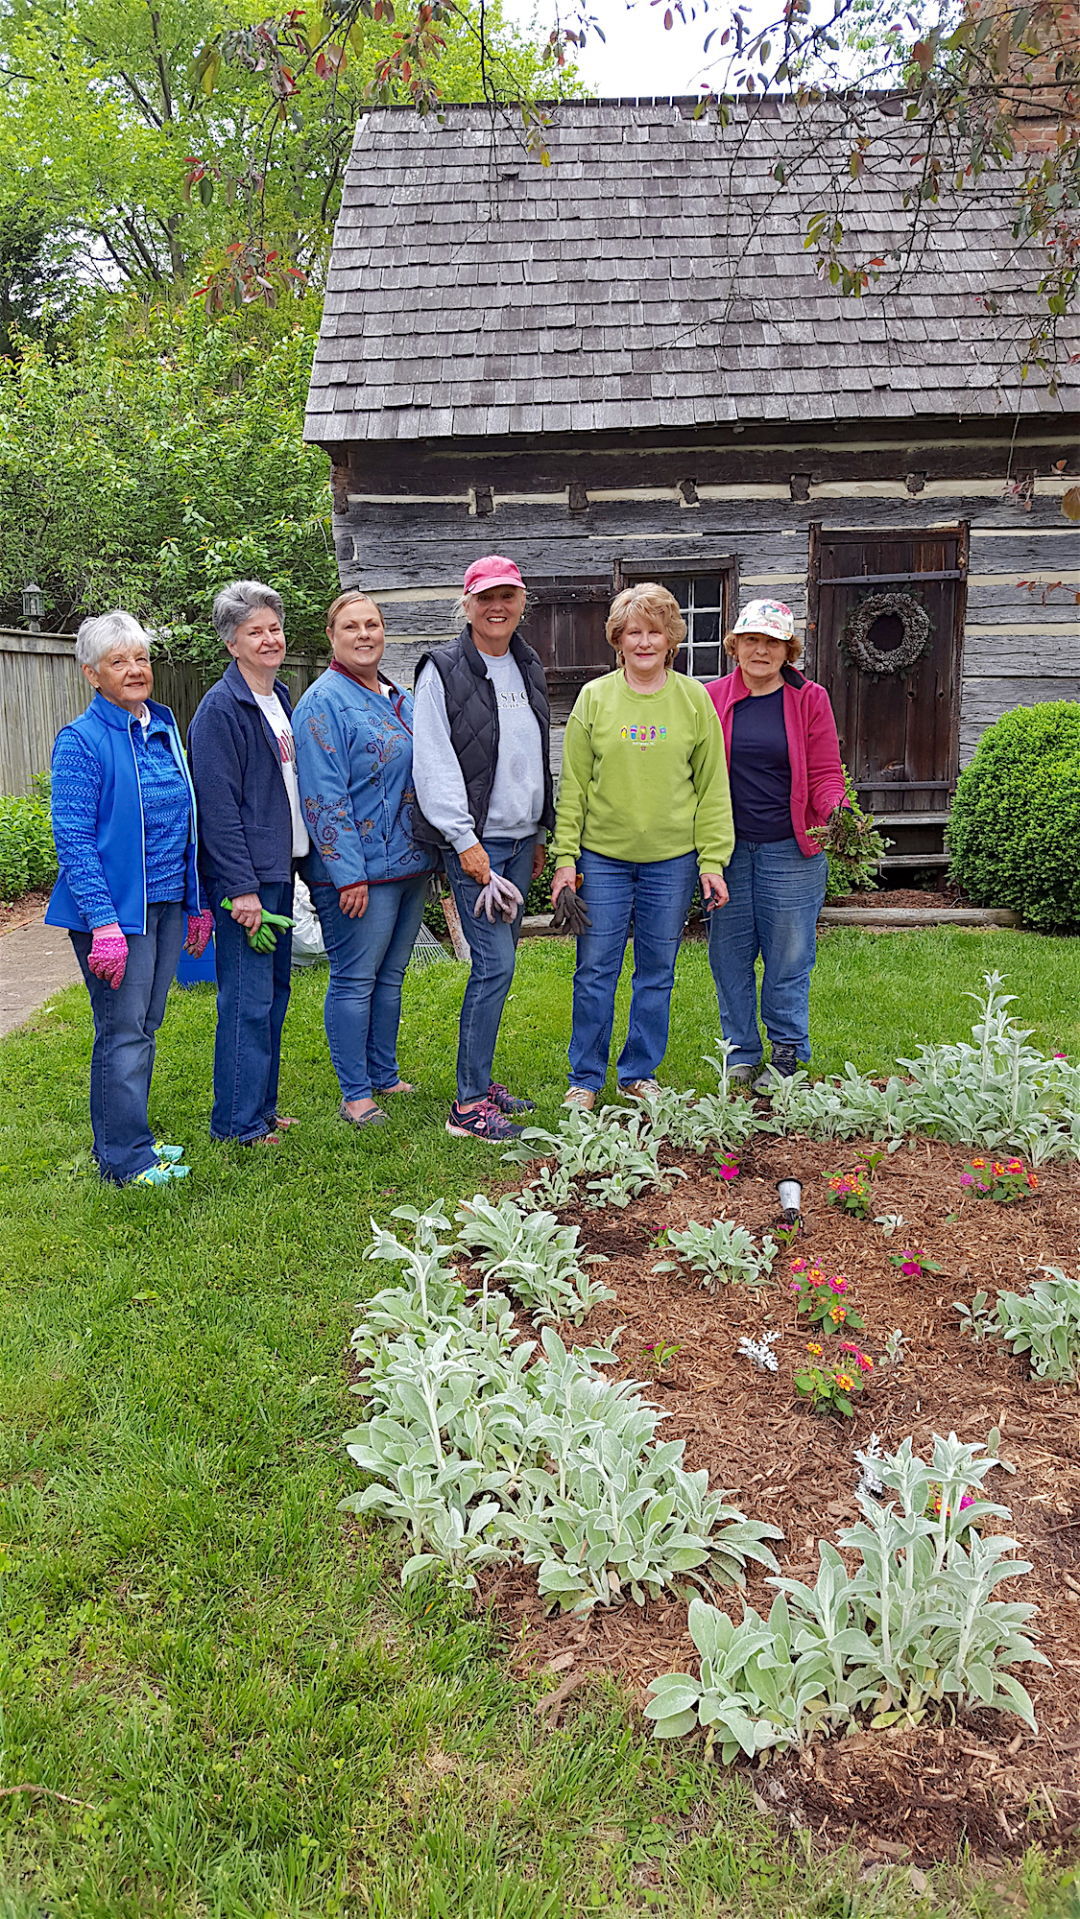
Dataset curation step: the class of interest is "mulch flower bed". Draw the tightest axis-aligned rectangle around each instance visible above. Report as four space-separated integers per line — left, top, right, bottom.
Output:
0 887 51 935
481 1135 1080 1866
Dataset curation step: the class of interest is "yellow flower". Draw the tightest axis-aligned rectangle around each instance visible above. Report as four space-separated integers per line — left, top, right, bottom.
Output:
834 1374 854 1392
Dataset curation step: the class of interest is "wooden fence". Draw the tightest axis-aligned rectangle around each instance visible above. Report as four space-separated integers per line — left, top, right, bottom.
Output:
0 628 328 794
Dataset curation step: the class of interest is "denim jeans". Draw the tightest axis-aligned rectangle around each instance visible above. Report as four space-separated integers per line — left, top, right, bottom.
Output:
569 848 699 1091
706 836 828 1065
208 878 294 1140
310 876 428 1100
444 836 538 1103
70 901 185 1184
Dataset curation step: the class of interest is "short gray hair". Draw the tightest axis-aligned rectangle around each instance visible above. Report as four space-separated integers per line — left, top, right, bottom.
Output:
75 611 152 669
212 580 284 647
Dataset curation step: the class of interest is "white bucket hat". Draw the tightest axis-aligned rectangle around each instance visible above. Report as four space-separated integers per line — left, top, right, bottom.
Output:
730 599 795 645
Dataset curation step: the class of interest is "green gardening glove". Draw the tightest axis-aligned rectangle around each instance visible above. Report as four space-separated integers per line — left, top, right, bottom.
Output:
220 902 294 952
249 910 294 953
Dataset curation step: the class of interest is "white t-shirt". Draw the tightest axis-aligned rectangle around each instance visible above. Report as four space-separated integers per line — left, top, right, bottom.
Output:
253 689 309 859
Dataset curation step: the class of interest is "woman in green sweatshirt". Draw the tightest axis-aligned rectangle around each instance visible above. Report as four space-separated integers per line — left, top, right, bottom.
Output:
551 583 734 1108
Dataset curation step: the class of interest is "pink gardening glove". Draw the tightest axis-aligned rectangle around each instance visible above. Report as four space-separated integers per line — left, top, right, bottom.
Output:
185 910 214 958
88 927 129 990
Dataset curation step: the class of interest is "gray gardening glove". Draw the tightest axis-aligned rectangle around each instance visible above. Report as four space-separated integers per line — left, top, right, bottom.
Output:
473 872 524 923
550 887 591 936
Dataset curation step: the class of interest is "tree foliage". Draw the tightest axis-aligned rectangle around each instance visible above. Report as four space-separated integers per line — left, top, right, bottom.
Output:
0 301 337 655
0 0 573 292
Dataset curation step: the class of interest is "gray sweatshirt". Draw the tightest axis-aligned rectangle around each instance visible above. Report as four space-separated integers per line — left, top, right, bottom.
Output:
412 651 546 851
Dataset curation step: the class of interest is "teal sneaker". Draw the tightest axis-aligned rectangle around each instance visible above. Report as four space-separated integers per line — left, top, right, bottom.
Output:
153 1142 186 1163
130 1160 189 1187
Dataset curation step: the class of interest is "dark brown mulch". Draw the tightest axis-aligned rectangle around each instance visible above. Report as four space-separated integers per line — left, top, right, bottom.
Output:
477 1136 1080 1865
0 888 51 934
831 888 969 910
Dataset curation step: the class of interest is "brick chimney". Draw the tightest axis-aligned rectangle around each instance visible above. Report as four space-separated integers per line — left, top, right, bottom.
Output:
1002 0 1080 151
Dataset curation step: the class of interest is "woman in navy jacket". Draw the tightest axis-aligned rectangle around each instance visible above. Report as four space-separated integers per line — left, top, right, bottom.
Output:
46 611 212 1187
294 591 433 1126
188 581 308 1145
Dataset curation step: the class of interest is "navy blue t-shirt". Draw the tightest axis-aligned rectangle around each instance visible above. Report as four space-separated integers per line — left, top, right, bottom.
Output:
729 687 793 843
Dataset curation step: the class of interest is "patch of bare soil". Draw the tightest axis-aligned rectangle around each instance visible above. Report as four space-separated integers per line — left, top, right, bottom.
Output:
0 888 50 934
480 1136 1080 1865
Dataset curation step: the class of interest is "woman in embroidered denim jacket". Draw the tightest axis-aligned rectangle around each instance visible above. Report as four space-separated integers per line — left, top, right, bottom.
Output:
294 592 433 1123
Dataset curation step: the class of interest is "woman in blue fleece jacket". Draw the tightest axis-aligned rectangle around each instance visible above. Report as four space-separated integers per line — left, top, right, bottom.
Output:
46 611 212 1188
294 591 433 1126
188 580 308 1146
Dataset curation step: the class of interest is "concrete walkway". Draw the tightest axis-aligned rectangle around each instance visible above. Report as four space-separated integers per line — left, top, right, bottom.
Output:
0 915 81 1039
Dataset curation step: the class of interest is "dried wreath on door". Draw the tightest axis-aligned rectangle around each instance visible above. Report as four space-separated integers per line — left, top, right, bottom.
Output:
842 590 932 677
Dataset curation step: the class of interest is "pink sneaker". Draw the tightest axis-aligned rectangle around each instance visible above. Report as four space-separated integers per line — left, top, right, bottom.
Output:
487 1079 535 1114
446 1098 524 1142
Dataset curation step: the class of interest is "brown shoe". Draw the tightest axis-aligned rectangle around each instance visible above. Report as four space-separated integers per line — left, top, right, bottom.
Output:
619 1078 662 1101
563 1086 596 1110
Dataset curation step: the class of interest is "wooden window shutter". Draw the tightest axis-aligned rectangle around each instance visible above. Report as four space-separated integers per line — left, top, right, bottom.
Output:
522 577 612 720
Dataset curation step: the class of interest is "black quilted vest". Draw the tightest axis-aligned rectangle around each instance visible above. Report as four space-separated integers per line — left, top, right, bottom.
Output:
413 625 555 849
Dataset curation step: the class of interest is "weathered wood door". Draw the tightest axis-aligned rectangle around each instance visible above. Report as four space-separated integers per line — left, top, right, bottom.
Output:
807 525 967 820
523 578 612 722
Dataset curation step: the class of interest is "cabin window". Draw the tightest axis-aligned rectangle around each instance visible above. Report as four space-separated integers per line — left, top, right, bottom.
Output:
615 557 738 681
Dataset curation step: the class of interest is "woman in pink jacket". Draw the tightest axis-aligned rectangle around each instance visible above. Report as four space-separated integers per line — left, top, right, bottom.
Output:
706 599 847 1091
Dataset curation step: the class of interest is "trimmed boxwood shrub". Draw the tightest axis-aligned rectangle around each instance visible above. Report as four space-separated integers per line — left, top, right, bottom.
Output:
947 702 1080 930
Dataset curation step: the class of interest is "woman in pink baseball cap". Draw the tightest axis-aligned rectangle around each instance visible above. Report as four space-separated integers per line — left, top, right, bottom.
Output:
705 599 847 1091
412 555 554 1141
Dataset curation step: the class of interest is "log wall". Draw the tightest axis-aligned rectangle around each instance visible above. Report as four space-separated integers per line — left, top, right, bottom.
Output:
327 420 1080 767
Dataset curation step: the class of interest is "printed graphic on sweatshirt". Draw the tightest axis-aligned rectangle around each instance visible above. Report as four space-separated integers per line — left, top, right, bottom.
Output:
619 723 668 750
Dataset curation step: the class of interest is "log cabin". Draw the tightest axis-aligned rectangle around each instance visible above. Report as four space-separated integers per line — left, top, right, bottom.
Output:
304 96 1080 868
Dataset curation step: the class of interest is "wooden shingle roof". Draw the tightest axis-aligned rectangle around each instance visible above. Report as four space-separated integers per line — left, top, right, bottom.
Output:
305 97 1080 444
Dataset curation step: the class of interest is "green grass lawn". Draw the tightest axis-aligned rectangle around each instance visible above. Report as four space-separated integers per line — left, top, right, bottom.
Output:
2 929 1080 1918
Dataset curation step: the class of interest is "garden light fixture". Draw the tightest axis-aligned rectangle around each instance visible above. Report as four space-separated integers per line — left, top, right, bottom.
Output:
22 581 44 632
777 1178 803 1224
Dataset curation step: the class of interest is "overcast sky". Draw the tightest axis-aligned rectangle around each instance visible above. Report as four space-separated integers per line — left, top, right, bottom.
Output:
508 0 729 96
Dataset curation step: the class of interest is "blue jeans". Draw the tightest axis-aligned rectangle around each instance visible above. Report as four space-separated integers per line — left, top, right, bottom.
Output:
70 901 185 1184
569 848 699 1091
311 876 428 1100
208 879 294 1140
444 837 538 1103
707 837 828 1065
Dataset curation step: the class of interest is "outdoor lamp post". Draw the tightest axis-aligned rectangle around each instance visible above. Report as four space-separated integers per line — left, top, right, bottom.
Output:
22 582 44 633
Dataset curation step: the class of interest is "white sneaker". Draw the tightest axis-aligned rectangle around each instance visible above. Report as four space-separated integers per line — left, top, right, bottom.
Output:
563 1086 596 1110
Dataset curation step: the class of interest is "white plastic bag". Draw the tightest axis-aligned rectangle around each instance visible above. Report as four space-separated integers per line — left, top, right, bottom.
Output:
290 877 325 967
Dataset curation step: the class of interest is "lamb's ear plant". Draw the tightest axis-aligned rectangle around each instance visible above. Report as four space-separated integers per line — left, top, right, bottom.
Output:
646 1432 1047 1753
875 1213 906 1238
506 1104 685 1207
880 1328 907 1368
344 1211 781 1609
654 1218 778 1290
752 973 1080 1163
990 1268 1080 1383
953 1290 992 1342
454 1193 614 1325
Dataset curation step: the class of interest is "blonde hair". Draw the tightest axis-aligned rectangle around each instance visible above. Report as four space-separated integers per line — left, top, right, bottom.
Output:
456 585 528 627
326 590 384 634
606 584 686 666
723 626 803 667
